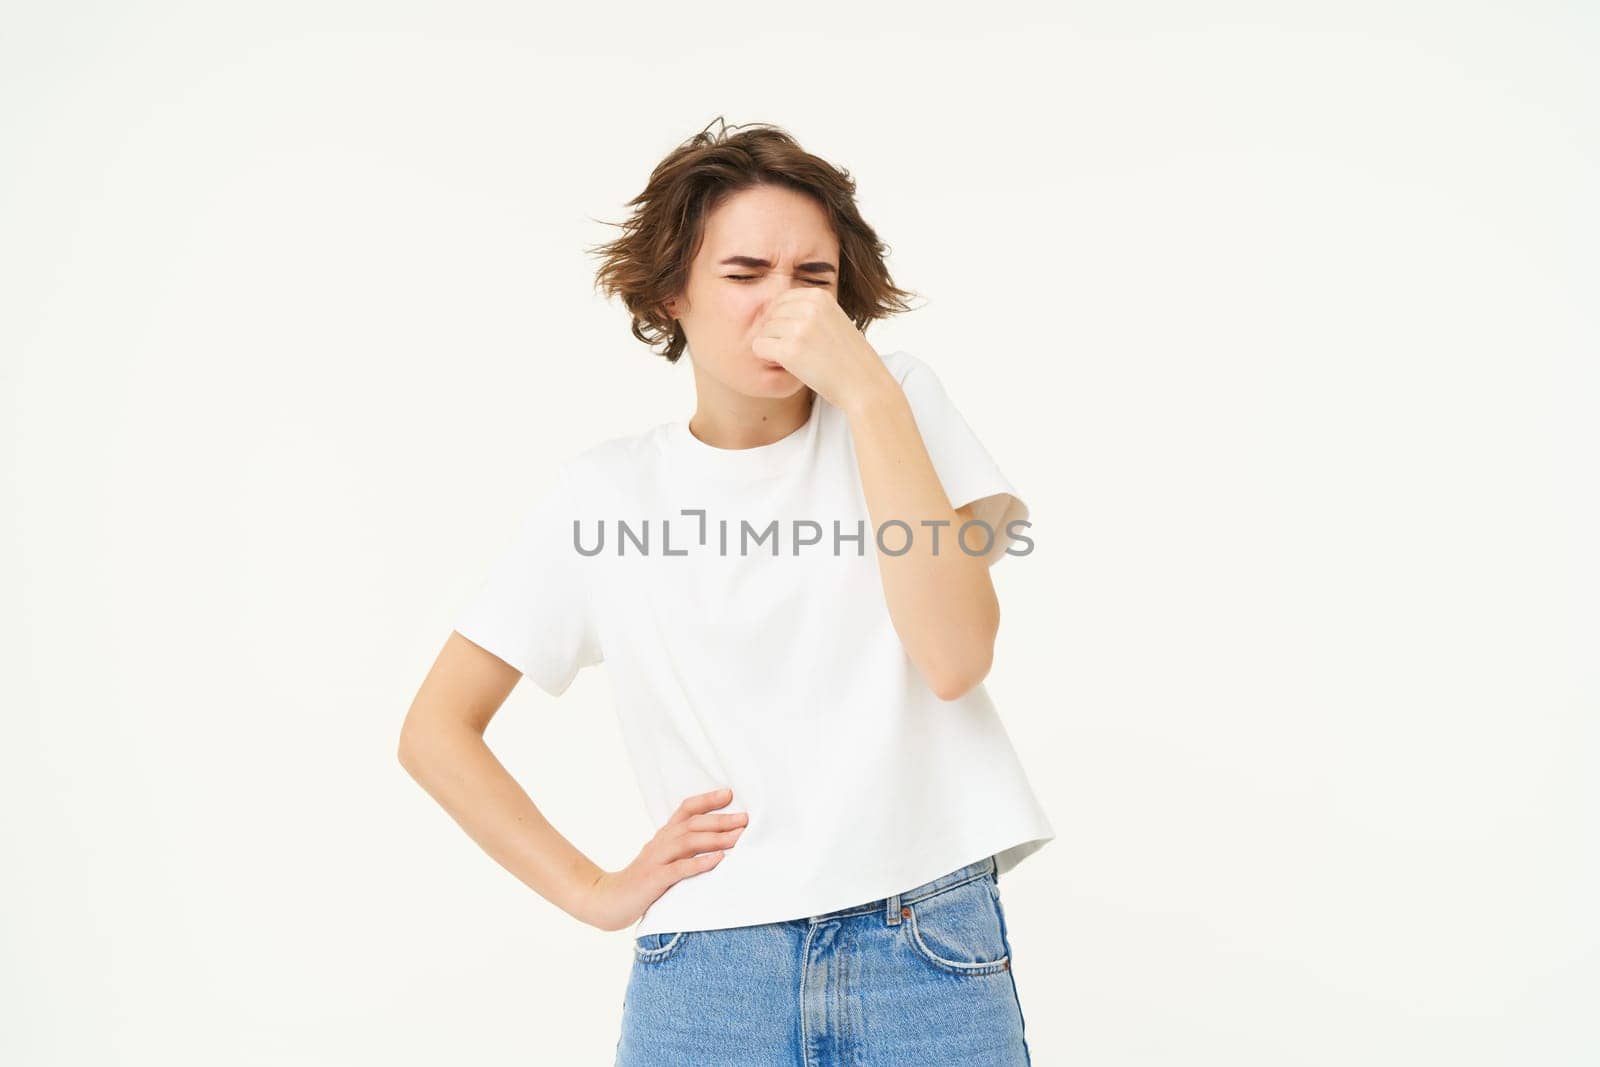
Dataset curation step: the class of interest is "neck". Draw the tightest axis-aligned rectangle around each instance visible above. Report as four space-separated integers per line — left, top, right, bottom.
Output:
687 378 815 451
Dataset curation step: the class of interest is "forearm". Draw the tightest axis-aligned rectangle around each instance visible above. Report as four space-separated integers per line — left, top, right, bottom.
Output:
399 723 603 924
844 379 1000 698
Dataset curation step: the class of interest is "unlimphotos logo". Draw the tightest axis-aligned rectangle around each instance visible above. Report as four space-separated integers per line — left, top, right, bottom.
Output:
566 510 1034 558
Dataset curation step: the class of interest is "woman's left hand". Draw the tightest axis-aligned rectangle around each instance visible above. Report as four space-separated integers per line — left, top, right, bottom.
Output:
752 288 895 415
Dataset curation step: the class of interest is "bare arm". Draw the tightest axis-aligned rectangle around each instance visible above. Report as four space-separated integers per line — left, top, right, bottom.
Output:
397 632 747 931
844 376 1001 701
748 289 1003 702
396 631 607 922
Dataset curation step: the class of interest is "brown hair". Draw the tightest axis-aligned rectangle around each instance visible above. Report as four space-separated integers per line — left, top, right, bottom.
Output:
587 117 919 364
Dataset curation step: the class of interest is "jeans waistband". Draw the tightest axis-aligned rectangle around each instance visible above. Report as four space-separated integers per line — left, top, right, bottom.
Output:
806 854 998 926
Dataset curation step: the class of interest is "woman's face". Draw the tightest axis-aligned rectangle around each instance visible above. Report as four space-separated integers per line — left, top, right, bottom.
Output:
664 183 841 399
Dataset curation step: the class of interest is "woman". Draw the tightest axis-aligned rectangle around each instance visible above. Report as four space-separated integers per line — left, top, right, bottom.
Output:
398 117 1056 1065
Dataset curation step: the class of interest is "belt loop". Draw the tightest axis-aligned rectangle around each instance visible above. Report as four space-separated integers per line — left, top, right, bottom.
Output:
886 891 902 926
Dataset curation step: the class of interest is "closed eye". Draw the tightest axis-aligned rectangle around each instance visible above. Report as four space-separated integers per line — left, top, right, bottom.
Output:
727 275 831 286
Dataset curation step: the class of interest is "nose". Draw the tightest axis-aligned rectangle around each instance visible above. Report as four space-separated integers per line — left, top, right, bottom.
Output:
759 270 814 307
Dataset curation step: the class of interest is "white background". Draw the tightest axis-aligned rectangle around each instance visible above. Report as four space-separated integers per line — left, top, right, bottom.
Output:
5 3 1595 1064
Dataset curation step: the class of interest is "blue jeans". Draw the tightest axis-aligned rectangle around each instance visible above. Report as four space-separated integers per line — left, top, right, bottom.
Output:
614 854 1032 1066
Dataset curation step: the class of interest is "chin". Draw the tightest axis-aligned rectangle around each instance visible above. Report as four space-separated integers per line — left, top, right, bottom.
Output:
744 364 794 388
738 378 789 399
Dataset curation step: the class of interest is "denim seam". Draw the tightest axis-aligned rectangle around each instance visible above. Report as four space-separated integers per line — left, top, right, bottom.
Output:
632 928 688 962
799 920 819 1067
992 881 1033 1065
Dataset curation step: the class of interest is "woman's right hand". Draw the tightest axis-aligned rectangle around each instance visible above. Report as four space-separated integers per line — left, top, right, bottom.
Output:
579 787 748 932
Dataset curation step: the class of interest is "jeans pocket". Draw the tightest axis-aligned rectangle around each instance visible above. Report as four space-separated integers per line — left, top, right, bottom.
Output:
902 874 1011 976
632 930 689 963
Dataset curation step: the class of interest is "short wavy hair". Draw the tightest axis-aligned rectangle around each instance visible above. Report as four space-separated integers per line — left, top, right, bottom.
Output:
587 117 918 364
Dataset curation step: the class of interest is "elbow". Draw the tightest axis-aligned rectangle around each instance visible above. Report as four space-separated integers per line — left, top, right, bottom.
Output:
930 668 986 702
912 599 1002 701
396 722 429 776
397 704 490 776
924 644 995 702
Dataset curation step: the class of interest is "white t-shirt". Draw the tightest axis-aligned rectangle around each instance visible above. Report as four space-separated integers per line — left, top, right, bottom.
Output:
453 348 1056 936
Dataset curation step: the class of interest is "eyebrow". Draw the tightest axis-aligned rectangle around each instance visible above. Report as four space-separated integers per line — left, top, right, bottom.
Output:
717 255 837 275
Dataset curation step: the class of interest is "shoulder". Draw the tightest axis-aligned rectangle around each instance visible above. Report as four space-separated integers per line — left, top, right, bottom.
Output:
877 348 956 401
876 348 966 420
876 347 923 387
555 422 673 506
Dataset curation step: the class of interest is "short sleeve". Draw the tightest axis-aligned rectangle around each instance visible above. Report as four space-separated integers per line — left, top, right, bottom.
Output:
453 463 603 696
893 350 1031 566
